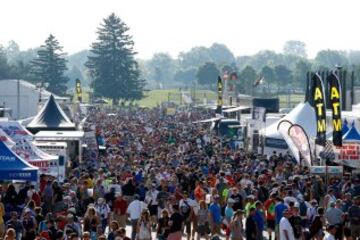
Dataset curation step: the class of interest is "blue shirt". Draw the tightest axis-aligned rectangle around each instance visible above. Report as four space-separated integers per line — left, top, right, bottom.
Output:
225 206 234 220
209 203 222 224
254 210 265 231
275 203 288 225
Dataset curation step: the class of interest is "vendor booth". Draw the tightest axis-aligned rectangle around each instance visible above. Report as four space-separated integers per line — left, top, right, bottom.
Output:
25 95 83 169
0 140 38 181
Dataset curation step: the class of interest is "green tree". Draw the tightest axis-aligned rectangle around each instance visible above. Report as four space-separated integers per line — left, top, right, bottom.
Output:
196 62 219 89
260 65 275 92
283 40 307 58
31 34 68 95
179 47 212 69
274 65 293 92
208 43 235 65
149 53 176 86
86 13 144 103
238 65 258 94
66 66 84 88
315 50 348 68
0 46 12 80
294 60 311 89
174 68 196 86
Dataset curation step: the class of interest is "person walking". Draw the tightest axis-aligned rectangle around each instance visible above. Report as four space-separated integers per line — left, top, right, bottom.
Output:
127 195 147 240
279 209 295 240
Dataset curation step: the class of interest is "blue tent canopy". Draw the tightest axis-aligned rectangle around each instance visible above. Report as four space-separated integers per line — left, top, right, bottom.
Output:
343 124 360 141
342 119 349 136
0 141 38 181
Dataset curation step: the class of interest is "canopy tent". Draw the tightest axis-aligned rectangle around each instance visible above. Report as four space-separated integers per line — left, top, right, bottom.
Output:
262 102 316 153
0 140 38 181
27 95 75 134
343 123 360 141
0 128 15 148
0 121 33 141
0 121 59 176
342 119 350 136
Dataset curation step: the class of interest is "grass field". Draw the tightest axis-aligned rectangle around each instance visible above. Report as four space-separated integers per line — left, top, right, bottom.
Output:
75 89 304 109
137 89 217 108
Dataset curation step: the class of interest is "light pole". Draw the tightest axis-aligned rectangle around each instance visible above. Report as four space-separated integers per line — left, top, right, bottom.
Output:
36 82 49 103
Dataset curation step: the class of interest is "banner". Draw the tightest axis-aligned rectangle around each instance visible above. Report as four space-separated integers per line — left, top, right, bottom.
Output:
288 124 313 166
327 72 342 146
75 79 82 102
277 120 300 161
216 76 223 114
311 73 326 146
252 107 266 123
334 142 360 168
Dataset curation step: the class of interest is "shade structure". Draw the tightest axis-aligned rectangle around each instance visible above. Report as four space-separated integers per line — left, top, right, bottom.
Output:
0 140 38 181
27 95 75 133
263 102 316 146
343 124 360 141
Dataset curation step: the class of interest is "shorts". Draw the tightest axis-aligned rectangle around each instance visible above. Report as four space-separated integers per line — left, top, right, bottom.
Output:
267 219 275 230
197 224 210 236
149 205 158 216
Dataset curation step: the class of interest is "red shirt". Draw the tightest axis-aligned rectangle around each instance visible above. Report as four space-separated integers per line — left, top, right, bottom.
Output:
113 198 128 215
264 199 276 220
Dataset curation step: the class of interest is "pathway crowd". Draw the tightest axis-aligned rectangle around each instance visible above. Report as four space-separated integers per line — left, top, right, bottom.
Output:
0 107 359 240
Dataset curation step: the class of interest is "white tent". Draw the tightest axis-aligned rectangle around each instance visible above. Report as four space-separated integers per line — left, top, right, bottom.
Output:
262 102 316 155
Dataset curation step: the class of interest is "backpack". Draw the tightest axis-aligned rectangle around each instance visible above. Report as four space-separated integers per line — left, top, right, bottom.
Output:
299 201 307 217
181 201 191 218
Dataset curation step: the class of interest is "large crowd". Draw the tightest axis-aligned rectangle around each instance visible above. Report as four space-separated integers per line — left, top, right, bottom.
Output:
0 107 360 240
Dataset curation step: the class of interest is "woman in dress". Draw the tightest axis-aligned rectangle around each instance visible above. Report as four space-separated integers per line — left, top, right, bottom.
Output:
157 209 170 240
137 210 152 240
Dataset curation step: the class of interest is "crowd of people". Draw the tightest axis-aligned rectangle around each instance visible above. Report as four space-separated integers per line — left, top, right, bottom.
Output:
0 107 359 240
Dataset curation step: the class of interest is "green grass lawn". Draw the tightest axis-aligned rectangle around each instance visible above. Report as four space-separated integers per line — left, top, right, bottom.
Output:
74 89 304 109
137 89 217 108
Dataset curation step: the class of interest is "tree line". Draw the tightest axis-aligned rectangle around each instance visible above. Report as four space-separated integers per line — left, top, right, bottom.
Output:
142 41 360 95
2 15 360 99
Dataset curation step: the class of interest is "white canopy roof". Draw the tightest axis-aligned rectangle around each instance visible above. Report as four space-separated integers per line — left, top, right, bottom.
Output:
263 102 317 139
35 131 84 141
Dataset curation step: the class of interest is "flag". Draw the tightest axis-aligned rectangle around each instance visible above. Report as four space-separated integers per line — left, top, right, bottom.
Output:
288 124 313 166
311 73 326 146
277 120 300 162
253 76 264 87
216 76 223 114
75 79 82 102
277 120 313 166
327 72 342 146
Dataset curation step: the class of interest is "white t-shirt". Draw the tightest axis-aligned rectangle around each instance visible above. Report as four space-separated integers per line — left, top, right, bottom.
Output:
146 189 159 205
279 217 295 240
127 200 147 220
324 233 335 240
